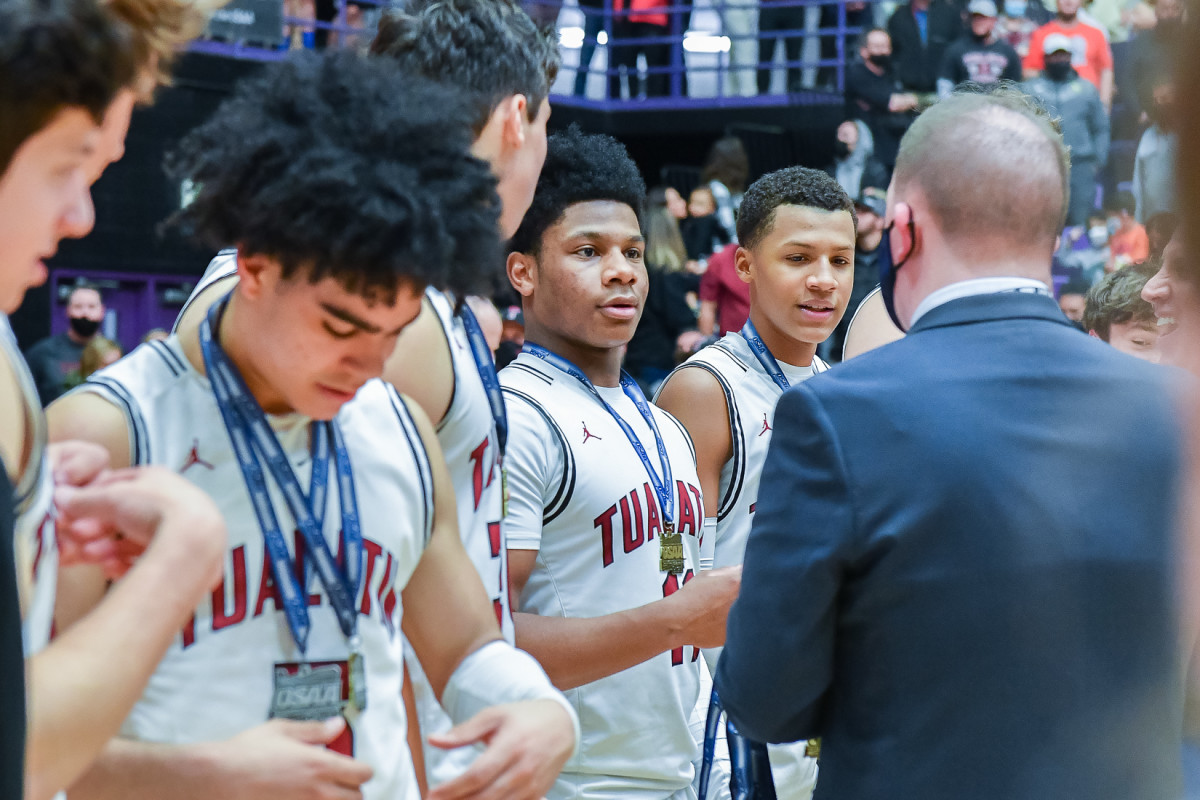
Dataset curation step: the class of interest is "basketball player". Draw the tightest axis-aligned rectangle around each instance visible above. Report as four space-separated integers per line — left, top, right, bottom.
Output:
48 52 576 800
656 167 857 800
0 2 233 798
501 126 742 800
168 3 560 788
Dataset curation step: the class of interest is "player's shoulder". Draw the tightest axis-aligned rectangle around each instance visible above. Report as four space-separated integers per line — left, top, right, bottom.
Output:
498 354 557 393
85 337 192 406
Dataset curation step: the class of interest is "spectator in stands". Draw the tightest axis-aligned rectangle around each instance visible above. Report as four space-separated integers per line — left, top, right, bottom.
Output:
681 185 731 261
63 336 123 390
720 0 758 97
1133 73 1178 223
23 284 106 406
1145 211 1178 261
1083 263 1162 362
573 0 606 96
887 0 966 94
823 185 887 362
625 187 703 393
819 0 875 91
701 135 749 241
1021 34 1109 226
845 28 919 171
996 0 1053 59
758 0 806 94
1022 0 1113 109
1107 192 1150 269
697 242 750 337
610 0 671 99
1058 278 1090 328
1057 210 1111 285
825 119 888 200
1084 0 1155 43
937 0 1022 96
665 186 688 220
1129 0 1184 115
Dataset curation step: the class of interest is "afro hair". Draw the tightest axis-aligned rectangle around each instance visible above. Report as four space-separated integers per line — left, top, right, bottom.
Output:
509 125 646 256
371 0 560 135
736 166 857 251
165 50 501 302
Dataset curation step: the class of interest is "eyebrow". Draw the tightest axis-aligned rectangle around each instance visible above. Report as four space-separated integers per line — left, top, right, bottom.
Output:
781 239 855 251
320 302 408 336
569 230 646 244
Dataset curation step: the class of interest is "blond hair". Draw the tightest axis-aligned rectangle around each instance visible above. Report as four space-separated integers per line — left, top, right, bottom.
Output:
104 0 226 94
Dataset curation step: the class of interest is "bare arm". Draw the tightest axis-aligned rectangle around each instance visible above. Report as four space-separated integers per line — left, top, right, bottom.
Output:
508 551 740 691
382 300 455 428
1099 68 1114 112
655 365 731 514
842 290 904 361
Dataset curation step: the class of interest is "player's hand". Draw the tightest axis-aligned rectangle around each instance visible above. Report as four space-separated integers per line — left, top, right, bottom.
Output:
47 440 110 488
426 699 574 800
671 565 742 649
676 330 708 355
55 466 225 582
195 718 374 800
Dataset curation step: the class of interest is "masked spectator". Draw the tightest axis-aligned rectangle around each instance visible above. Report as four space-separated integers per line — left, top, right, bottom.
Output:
845 28 919 170
825 119 888 199
938 0 1022 96
1022 0 1113 109
23 283 106 406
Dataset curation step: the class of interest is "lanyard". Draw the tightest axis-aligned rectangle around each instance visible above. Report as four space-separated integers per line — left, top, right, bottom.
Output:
457 302 507 457
200 297 363 654
740 319 795 393
522 343 674 529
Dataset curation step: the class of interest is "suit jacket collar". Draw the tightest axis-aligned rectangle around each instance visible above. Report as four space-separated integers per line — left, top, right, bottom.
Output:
907 291 1073 334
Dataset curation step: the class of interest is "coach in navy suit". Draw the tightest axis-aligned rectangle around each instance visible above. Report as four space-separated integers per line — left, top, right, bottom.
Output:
716 88 1184 800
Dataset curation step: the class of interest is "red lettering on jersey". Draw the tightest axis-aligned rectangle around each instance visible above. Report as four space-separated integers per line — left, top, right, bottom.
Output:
642 482 662 539
253 555 281 618
359 539 383 615
32 516 48 579
493 598 504 627
624 488 645 554
663 569 697 665
675 480 697 536
488 521 502 558
212 545 248 631
595 505 618 567
688 484 704 526
469 438 488 510
379 554 398 638
181 614 196 649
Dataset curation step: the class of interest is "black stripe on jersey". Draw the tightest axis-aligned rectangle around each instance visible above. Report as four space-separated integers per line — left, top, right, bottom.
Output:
813 355 830 374
387 387 436 547
171 253 237 334
85 376 151 466
658 409 697 467
672 363 745 522
504 362 552 386
709 341 749 372
501 387 576 525
424 291 459 434
147 341 183 377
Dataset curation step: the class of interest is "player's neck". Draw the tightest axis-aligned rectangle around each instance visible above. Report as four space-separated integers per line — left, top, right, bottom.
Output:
218 295 294 415
748 308 817 368
524 323 624 388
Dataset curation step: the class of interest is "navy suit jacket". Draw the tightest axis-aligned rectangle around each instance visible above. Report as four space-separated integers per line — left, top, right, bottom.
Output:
716 291 1183 800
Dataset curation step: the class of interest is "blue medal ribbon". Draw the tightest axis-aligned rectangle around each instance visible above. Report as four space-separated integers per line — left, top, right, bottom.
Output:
740 319 793 393
457 301 507 457
200 296 363 654
522 343 674 529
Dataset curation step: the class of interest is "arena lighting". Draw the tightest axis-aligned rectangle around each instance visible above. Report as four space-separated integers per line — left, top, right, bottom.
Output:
683 32 730 53
559 27 609 48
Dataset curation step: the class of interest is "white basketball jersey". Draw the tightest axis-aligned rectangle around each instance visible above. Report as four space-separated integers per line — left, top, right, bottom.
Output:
667 333 827 800
171 249 237 334
501 351 705 800
77 337 435 800
1 315 57 655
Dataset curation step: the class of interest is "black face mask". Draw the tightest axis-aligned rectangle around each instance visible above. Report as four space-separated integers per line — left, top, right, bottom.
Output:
868 53 892 71
1045 61 1072 82
834 141 852 159
68 316 100 339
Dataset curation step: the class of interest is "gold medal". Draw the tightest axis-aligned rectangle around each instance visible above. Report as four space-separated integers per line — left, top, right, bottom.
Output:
347 649 367 714
659 522 684 575
804 738 822 759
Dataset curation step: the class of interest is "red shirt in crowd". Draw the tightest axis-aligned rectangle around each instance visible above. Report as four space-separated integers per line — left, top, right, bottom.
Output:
699 243 750 336
1023 20 1112 89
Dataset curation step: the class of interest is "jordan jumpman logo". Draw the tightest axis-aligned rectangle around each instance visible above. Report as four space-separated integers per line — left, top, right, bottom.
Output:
180 439 215 473
758 414 772 437
581 422 602 444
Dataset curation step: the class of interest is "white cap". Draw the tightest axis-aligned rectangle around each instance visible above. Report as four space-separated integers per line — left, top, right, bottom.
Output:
1043 32 1073 54
968 0 998 17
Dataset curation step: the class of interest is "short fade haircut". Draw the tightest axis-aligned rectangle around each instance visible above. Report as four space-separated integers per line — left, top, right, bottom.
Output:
166 51 501 302
736 166 857 251
0 0 138 172
1082 263 1158 340
370 0 560 135
893 85 1070 253
509 125 646 257
105 0 225 96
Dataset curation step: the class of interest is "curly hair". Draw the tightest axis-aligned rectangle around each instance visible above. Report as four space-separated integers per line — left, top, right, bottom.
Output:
1082 263 1158 340
508 125 645 256
0 0 138 172
166 50 501 302
370 0 560 135
104 0 225 96
736 166 857 251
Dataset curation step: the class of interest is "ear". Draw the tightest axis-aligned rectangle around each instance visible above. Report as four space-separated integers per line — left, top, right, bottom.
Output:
499 94 529 153
734 246 754 285
507 251 537 298
234 249 276 301
891 201 918 262
1087 329 1101 339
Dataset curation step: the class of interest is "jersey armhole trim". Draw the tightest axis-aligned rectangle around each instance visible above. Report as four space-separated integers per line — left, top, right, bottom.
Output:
501 387 575 525
677 362 745 521
386 386 436 547
76 377 150 466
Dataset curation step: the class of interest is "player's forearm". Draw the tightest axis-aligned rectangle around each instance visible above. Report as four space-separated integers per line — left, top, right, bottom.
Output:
512 600 687 690
697 302 717 337
1100 69 1114 110
60 738 217 800
25 515 220 800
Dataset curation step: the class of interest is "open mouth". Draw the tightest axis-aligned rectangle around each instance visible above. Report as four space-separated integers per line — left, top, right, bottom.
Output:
600 298 639 320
